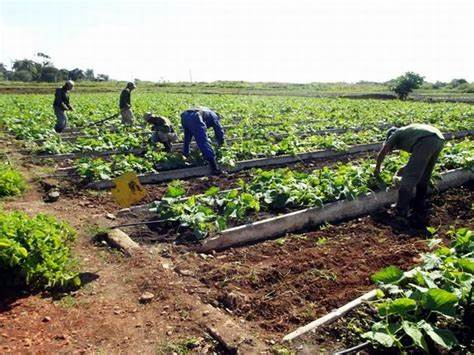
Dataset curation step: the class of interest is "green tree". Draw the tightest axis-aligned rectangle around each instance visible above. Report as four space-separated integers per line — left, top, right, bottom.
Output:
84 69 95 81
57 69 70 82
0 63 8 81
12 70 33 82
40 66 59 82
12 59 42 81
450 78 467 87
390 72 424 100
36 52 52 66
68 68 85 81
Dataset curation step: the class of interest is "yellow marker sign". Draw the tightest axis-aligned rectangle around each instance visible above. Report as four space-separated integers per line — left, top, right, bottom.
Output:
111 172 147 207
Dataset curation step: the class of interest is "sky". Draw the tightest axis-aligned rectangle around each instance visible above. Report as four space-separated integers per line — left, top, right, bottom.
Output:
0 0 473 83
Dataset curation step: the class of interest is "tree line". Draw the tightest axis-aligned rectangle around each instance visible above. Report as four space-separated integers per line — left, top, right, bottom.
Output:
0 53 110 83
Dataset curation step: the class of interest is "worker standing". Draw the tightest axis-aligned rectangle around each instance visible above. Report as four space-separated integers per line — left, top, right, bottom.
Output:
144 112 178 152
181 107 225 175
374 123 445 221
53 80 74 133
119 82 136 125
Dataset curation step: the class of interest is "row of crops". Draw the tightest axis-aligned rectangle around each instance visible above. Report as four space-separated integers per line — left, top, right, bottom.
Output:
148 139 473 241
0 93 473 181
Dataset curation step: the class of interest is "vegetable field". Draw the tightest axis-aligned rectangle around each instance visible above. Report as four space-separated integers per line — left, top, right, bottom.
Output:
0 90 473 354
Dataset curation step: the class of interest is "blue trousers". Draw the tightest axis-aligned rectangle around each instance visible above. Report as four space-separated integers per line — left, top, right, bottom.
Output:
181 111 216 162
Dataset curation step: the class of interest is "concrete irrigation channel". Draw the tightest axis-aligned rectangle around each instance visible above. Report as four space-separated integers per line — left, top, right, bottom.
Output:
108 168 473 253
85 130 473 189
195 168 473 252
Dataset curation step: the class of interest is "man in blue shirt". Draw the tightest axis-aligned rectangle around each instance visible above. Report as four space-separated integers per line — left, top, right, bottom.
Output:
180 107 225 175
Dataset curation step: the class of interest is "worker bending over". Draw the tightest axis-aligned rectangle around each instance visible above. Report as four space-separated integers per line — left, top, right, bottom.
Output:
53 80 74 133
375 123 445 220
119 82 136 125
144 112 178 152
180 107 225 175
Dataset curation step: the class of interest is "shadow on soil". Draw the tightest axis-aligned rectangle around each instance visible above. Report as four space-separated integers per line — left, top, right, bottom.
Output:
0 271 99 312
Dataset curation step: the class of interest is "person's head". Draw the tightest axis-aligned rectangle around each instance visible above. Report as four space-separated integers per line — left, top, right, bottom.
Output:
386 127 398 140
64 80 75 91
126 82 136 91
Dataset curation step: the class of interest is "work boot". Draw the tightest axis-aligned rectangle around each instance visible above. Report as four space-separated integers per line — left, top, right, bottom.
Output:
394 187 411 217
388 208 410 229
411 186 428 213
209 158 225 176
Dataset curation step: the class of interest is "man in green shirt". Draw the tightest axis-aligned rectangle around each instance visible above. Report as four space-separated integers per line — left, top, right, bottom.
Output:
375 123 445 219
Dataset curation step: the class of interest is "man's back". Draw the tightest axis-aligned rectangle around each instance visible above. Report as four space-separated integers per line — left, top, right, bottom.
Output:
386 123 444 152
119 88 131 109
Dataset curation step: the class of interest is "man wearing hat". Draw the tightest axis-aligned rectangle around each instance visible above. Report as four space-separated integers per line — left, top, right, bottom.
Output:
374 123 445 220
53 80 75 132
119 82 136 125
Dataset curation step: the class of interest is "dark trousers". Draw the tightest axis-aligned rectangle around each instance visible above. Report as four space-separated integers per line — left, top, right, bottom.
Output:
396 136 445 215
54 107 68 133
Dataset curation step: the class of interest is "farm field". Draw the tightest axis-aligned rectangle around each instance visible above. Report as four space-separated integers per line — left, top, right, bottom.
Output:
0 90 473 354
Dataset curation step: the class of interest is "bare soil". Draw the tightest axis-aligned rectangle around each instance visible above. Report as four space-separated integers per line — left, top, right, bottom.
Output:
172 187 473 340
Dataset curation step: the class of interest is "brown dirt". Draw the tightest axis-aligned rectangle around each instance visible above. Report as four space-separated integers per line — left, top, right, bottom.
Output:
0 142 232 354
172 187 474 340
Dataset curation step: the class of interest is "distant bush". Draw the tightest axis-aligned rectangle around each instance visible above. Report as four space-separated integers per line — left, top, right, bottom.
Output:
450 78 468 87
456 83 474 93
0 162 27 197
431 81 447 89
0 211 79 289
390 72 424 100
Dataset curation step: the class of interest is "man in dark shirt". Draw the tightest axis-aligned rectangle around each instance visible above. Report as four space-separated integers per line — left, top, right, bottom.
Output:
53 80 74 133
375 123 445 219
180 107 225 175
119 82 136 125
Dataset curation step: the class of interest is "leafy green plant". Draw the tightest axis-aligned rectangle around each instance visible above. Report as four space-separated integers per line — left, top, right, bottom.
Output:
363 228 473 353
0 210 80 289
0 162 27 197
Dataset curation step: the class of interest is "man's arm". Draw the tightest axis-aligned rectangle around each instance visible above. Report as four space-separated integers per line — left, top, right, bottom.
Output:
63 91 73 110
212 115 225 145
374 144 391 176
